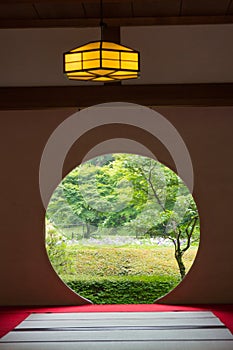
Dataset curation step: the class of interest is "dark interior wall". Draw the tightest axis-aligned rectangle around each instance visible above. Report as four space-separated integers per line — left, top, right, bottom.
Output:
157 107 233 304
0 106 232 305
0 109 91 306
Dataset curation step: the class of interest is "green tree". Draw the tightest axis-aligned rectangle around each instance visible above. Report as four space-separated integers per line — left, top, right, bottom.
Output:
48 158 141 238
46 185 83 229
46 220 76 278
111 154 199 279
62 164 105 238
46 153 199 279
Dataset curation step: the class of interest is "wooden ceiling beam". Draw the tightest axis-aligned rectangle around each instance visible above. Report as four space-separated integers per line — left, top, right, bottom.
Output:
0 83 233 110
0 16 232 28
0 0 126 3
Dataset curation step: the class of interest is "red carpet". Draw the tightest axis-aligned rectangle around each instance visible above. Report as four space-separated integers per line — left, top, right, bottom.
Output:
1 304 233 338
0 312 29 338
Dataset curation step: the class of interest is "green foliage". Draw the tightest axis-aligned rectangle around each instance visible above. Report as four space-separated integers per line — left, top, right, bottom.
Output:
66 275 179 304
50 241 197 283
46 221 76 277
111 154 200 278
46 153 200 280
46 186 83 228
72 246 197 279
46 237 197 304
48 159 143 237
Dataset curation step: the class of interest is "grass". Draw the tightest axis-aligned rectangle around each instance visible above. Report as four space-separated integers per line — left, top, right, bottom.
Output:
66 275 180 304
64 245 197 279
48 237 198 304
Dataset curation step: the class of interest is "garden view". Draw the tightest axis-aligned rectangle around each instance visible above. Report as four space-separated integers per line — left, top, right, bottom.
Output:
46 154 200 304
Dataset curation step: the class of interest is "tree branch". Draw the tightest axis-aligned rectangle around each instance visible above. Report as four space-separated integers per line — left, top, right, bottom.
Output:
182 216 198 253
133 163 166 211
167 236 177 249
176 226 182 253
147 174 166 211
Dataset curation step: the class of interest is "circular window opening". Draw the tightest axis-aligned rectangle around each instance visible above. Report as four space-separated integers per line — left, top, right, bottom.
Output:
46 153 200 304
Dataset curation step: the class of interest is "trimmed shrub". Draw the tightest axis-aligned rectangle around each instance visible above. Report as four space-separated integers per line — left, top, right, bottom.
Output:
66 275 179 304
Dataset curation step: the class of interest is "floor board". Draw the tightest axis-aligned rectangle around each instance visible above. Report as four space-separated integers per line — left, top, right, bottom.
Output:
0 311 232 350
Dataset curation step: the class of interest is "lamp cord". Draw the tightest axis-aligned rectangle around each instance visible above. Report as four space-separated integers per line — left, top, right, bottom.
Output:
100 0 105 41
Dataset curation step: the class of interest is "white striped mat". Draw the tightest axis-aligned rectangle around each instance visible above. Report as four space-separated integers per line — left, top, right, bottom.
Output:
0 311 232 350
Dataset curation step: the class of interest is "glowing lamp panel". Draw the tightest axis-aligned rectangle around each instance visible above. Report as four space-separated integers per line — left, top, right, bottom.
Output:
64 41 140 82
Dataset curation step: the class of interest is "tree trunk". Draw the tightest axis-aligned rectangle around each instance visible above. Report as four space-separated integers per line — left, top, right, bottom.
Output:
175 250 186 279
84 223 91 239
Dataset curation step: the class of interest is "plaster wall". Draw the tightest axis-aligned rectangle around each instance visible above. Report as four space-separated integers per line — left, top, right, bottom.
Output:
0 25 233 86
0 106 232 305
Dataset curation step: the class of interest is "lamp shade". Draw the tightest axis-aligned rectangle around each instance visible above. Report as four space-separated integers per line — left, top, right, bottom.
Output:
64 41 140 82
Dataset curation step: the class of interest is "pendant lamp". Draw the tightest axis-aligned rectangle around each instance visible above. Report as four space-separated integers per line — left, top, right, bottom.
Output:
63 1 140 82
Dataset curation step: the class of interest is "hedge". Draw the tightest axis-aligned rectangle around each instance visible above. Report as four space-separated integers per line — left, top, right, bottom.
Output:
66 275 179 304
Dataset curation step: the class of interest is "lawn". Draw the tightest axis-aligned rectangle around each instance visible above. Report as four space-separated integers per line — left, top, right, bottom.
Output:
53 239 198 304
73 246 197 278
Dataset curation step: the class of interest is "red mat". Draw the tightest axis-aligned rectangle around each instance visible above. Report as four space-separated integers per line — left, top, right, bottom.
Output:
0 312 30 339
1 304 233 338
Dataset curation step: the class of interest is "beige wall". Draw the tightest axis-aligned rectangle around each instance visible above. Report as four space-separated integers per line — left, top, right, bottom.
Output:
0 106 232 305
0 25 233 86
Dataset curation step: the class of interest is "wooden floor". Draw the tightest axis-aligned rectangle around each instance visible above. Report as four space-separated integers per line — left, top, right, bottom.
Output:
0 311 232 350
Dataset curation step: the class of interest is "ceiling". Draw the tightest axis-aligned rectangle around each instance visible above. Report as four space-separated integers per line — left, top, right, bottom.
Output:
0 0 233 28
0 1 233 108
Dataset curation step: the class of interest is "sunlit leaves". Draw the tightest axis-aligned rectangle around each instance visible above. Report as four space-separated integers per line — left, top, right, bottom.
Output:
46 153 199 277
